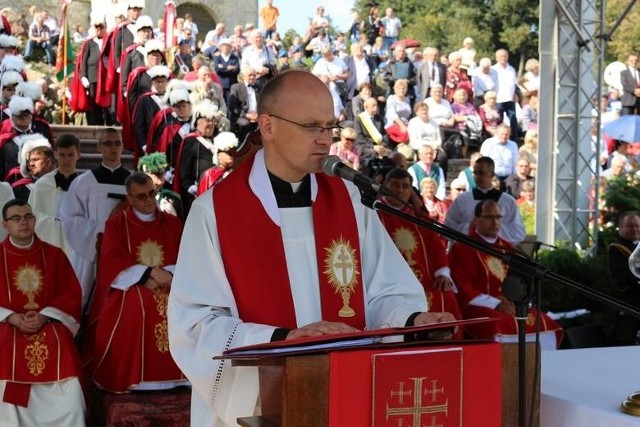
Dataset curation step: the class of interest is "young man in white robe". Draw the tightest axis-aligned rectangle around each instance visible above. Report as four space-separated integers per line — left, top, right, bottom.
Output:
28 133 80 258
59 128 130 310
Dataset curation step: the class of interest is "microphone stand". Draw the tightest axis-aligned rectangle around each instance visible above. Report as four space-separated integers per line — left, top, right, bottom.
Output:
359 188 640 427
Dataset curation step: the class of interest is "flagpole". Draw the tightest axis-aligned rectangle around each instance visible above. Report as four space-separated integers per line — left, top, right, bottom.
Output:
61 2 68 125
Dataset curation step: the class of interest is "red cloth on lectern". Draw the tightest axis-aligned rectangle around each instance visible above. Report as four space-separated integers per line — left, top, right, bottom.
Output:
84 207 185 392
449 229 563 342
0 238 82 404
214 154 366 330
327 343 502 426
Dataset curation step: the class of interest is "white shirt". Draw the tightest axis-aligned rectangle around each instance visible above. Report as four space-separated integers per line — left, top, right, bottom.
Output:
492 63 517 103
480 137 519 177
353 56 372 87
444 188 525 244
407 116 442 151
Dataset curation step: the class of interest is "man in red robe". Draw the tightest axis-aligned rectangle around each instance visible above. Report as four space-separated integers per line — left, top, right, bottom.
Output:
0 199 84 425
449 199 563 348
377 167 463 333
84 172 187 392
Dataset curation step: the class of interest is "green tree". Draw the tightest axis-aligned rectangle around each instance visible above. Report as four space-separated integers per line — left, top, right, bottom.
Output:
353 0 535 66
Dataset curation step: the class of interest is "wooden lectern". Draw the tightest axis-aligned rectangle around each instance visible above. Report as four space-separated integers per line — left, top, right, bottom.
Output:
233 342 540 427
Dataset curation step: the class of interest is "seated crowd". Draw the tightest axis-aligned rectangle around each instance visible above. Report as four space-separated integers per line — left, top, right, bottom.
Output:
1 2 610 425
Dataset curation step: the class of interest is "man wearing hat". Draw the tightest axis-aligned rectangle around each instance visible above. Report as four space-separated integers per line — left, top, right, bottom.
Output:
0 70 23 122
120 15 155 100
11 133 54 201
146 81 192 163
173 99 223 214
212 38 240 105
137 152 183 219
132 65 170 155
0 34 17 62
124 39 165 114
196 132 238 195
172 38 194 79
79 16 108 125
0 96 54 183
113 0 145 74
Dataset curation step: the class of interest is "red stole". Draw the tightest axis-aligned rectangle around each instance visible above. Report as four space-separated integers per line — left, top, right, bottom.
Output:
215 154 366 330
0 238 82 405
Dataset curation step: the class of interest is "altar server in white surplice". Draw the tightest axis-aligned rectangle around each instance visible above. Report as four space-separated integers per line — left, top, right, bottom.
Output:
60 128 130 310
29 134 81 258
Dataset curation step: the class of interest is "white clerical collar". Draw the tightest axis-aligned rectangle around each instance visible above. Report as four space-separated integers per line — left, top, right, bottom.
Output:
10 236 34 248
475 230 498 244
133 208 156 222
101 162 122 172
290 181 304 193
248 149 318 226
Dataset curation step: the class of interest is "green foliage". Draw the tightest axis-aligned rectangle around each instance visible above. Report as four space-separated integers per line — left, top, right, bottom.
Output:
600 174 640 249
536 247 613 330
352 0 538 69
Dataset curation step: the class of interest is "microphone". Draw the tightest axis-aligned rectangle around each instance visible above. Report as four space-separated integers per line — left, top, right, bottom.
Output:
322 155 394 197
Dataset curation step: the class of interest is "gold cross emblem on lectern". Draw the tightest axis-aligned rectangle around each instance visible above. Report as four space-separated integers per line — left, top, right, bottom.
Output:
385 377 449 427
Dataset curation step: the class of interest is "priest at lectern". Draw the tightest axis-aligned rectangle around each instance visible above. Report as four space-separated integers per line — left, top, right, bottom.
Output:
168 70 455 427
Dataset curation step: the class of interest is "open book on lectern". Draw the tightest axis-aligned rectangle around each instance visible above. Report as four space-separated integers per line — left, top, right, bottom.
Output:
214 317 496 359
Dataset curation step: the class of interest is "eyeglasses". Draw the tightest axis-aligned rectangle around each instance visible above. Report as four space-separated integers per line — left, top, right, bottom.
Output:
100 139 122 147
453 188 466 191
269 114 342 134
343 137 355 142
128 189 158 201
5 214 36 223
478 215 503 220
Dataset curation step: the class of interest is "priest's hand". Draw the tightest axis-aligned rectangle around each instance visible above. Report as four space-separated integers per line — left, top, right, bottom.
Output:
286 321 360 340
413 311 456 340
496 300 516 316
150 267 173 287
145 278 162 291
24 311 49 333
432 275 454 292
7 313 35 334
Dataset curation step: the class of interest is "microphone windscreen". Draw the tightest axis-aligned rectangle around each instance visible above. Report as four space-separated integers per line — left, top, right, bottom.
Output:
322 155 342 176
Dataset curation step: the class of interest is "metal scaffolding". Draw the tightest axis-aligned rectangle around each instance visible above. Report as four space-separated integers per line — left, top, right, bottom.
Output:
538 0 636 251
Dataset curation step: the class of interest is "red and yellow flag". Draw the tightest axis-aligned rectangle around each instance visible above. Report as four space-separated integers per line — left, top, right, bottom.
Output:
55 0 75 81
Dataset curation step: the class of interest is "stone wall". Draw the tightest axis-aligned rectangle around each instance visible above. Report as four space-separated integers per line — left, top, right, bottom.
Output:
3 0 91 39
90 0 257 36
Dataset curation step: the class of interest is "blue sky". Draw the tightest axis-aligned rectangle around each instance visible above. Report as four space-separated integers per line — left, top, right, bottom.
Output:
264 0 356 36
